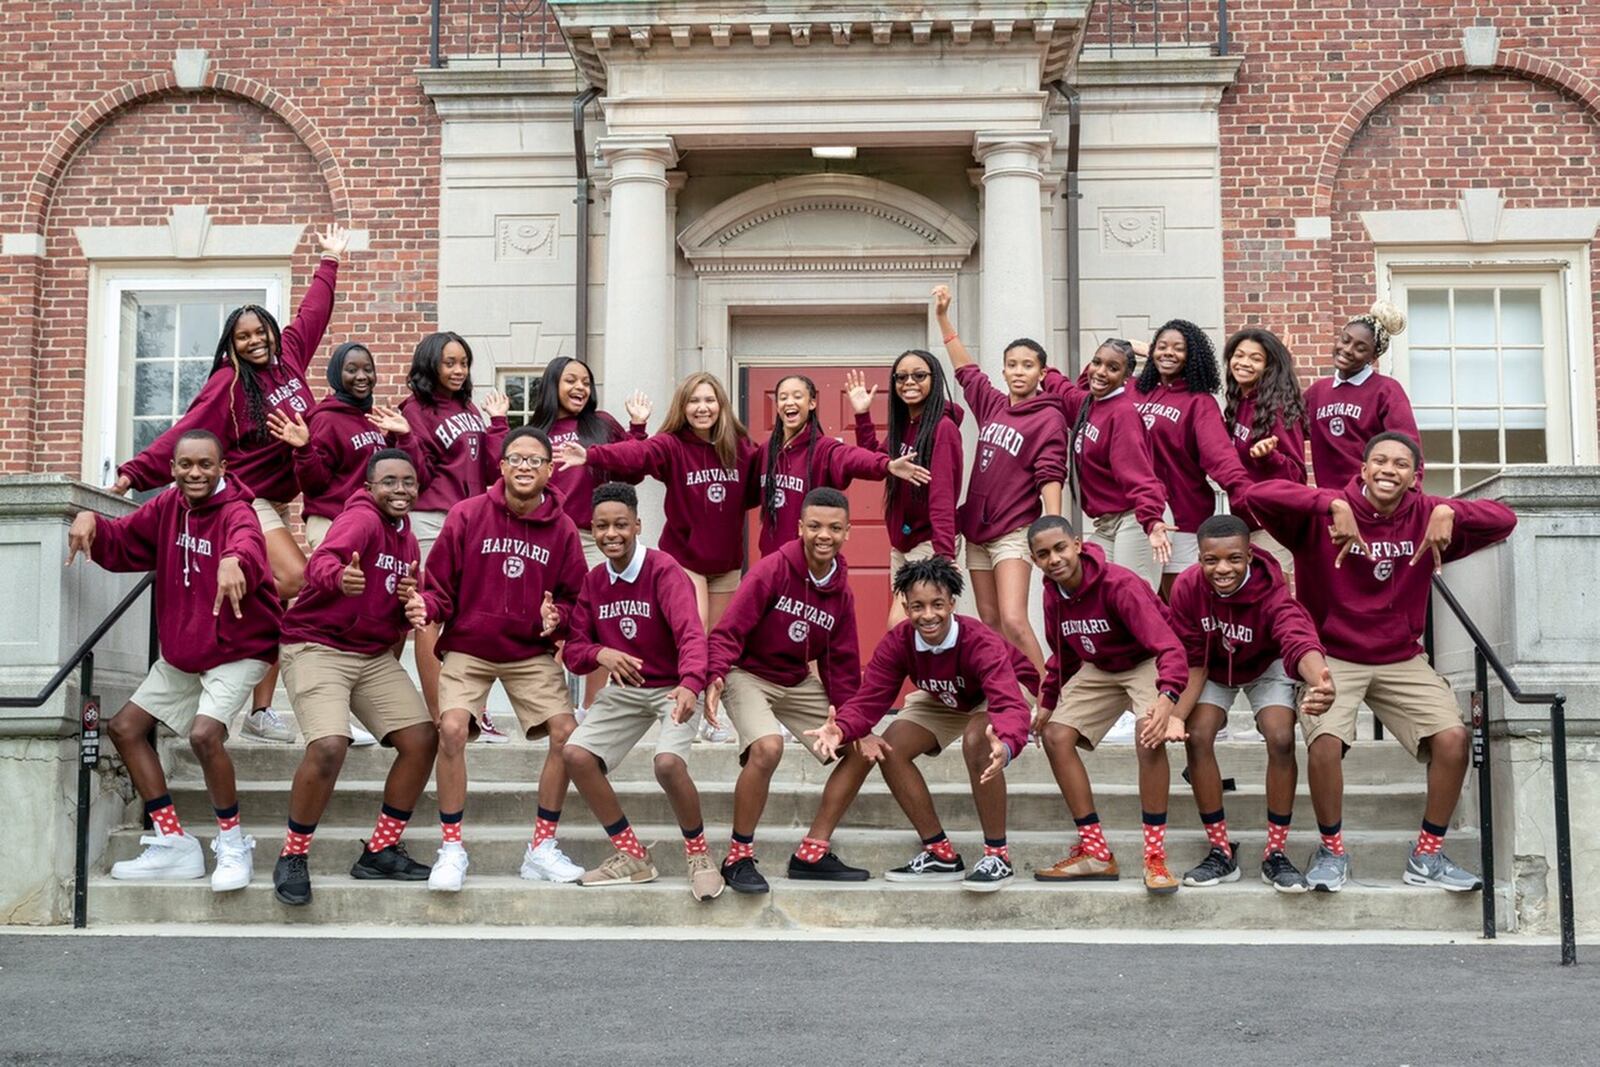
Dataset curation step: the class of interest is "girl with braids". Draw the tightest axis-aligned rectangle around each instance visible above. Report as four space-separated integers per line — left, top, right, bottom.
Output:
556 372 761 630
1222 327 1307 576
933 285 1069 674
1302 301 1420 491
1132 319 1251 597
844 351 966 627
754 373 931 555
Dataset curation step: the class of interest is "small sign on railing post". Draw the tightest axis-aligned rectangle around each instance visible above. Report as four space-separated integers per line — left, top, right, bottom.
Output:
81 697 100 767
1470 689 1485 769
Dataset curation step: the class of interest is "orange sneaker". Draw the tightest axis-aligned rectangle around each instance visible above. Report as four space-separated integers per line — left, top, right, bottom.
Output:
1143 855 1180 895
1034 845 1120 882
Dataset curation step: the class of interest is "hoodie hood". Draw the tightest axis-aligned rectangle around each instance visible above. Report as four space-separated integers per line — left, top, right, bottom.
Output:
1341 474 1425 526
341 487 409 534
776 538 851 600
487 478 567 524
1210 547 1285 608
1007 387 1072 419
1050 539 1109 601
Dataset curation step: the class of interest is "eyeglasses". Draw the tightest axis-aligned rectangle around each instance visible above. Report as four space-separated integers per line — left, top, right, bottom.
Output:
503 454 549 470
893 371 932 385
372 477 418 490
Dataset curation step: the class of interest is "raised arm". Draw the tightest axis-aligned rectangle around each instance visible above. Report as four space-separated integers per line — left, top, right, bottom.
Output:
277 227 347 375
932 285 975 370
115 372 236 493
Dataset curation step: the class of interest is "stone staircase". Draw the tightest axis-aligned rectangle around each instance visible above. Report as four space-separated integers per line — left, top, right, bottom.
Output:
88 732 1486 933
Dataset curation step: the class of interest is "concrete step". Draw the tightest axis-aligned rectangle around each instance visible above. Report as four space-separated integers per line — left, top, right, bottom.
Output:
106 824 1476 880
83 874 1484 932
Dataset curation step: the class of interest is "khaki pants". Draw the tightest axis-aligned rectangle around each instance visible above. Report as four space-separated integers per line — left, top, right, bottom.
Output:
1048 660 1159 750
438 651 571 740
898 686 1035 754
281 642 431 746
1304 655 1464 760
723 668 833 765
1087 511 1159 591
126 656 270 736
567 685 697 772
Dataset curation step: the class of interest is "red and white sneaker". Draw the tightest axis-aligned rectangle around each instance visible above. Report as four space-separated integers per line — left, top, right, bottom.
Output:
476 711 511 744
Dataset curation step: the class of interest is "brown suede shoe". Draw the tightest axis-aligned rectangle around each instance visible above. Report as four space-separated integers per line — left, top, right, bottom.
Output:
1143 855 1180 895
1034 846 1120 882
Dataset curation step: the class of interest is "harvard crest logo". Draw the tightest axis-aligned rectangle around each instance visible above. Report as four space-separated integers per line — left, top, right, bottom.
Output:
787 619 809 643
1080 636 1096 655
938 691 958 708
773 488 787 509
1142 413 1156 431
619 617 637 640
290 395 309 414
384 572 398 595
707 483 726 504
979 447 994 472
1328 416 1347 437
1373 559 1394 581
503 557 525 579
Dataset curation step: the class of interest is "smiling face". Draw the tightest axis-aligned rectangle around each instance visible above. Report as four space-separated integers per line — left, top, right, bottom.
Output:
558 362 592 416
893 353 933 412
902 579 956 646
590 499 640 565
685 381 720 434
1086 345 1131 399
171 437 225 503
501 434 553 503
1002 344 1046 400
1361 438 1418 508
232 311 272 367
1333 322 1379 377
798 504 850 568
368 457 418 519
1029 525 1083 587
775 377 816 439
340 347 376 400
1199 534 1252 596
1229 338 1269 393
438 340 471 394
1152 328 1188 382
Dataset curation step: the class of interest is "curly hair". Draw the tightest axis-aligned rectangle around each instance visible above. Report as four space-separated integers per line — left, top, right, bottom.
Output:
892 554 964 599
1222 327 1305 444
1135 319 1221 396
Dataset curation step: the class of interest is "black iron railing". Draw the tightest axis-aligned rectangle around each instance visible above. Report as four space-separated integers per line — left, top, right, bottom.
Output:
429 0 561 68
1083 0 1230 57
0 574 156 929
1430 573 1576 965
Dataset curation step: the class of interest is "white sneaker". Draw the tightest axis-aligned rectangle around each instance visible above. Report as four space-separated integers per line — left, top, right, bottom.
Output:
110 831 205 881
699 717 733 744
210 831 255 892
1102 711 1138 744
240 706 296 744
519 838 584 883
476 711 511 744
572 706 588 725
349 718 378 747
429 842 470 891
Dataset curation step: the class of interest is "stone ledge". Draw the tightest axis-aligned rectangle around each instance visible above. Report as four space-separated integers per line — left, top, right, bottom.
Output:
1456 465 1600 510
0 476 137 521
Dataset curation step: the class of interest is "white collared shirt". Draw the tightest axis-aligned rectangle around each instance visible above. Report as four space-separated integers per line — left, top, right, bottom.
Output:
1333 365 1374 388
808 558 838 588
1102 385 1126 400
914 616 961 654
1216 566 1252 600
607 544 647 584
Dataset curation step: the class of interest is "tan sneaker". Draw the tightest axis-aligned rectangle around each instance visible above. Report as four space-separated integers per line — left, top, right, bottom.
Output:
686 851 725 901
1143 855 1180 895
579 849 657 887
1034 845 1120 882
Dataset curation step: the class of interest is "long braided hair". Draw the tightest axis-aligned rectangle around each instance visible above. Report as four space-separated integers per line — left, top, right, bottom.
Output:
208 304 282 448
1069 340 1137 512
884 350 950 515
1222 327 1304 444
763 374 823 526
1135 318 1221 395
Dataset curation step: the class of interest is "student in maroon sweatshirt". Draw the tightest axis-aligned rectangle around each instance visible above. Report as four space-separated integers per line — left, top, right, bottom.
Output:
555 371 760 630
1133 319 1252 597
399 331 510 725
1222 327 1307 577
67 430 279 892
1167 514 1334 892
1303 301 1421 491
811 556 1036 893
706 488 871 894
267 341 425 549
1028 516 1190 894
1239 431 1516 894
931 285 1068 674
407 425 589 890
273 449 437 907
558 483 724 902
844 352 966 628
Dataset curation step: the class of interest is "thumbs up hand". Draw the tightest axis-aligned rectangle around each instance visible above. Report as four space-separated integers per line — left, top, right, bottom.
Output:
340 551 365 597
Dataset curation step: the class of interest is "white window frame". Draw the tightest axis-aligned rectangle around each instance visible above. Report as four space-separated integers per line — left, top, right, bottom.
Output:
496 367 545 429
84 263 289 485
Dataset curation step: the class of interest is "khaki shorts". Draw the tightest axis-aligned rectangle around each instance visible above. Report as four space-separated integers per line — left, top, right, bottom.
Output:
126 656 270 737
1048 660 1159 750
1088 510 1159 591
1303 655 1464 760
410 509 447 566
438 650 571 740
252 498 291 534
567 685 698 772
723 668 833 765
304 514 333 551
684 567 742 595
281 641 431 746
890 536 964 578
897 685 1035 754
578 528 605 570
965 526 1030 572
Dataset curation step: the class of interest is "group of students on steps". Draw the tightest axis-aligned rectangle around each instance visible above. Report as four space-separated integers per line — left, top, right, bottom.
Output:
71 224 1516 905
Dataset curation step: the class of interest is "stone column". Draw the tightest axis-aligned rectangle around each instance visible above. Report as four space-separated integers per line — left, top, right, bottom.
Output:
974 131 1053 373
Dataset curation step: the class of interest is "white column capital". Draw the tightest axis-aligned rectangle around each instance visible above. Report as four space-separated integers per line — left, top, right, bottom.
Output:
598 132 679 180
973 130 1053 177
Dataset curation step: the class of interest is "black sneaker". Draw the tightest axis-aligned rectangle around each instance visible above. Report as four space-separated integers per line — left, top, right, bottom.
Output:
273 853 312 906
350 841 431 881
722 856 770 894
1182 843 1241 887
961 854 1014 894
1261 849 1310 893
787 851 870 882
883 850 965 883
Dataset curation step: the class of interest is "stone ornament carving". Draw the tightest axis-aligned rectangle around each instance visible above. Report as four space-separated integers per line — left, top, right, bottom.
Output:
496 215 558 260
1100 207 1164 252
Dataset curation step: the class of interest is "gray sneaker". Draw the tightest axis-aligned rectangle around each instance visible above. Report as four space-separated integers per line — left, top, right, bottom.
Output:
1304 845 1350 892
1403 849 1483 892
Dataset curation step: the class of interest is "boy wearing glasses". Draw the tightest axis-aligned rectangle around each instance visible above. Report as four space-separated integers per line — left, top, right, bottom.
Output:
405 426 589 890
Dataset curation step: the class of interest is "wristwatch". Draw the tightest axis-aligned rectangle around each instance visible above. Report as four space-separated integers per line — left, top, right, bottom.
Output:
1159 688 1181 704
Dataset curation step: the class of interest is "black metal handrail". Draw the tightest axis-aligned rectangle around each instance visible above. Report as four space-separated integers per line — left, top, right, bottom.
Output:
0 573 156 928
1431 573 1575 965
428 0 559 68
1086 0 1231 57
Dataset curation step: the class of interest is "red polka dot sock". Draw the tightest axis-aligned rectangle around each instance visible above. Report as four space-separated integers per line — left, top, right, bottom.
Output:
922 832 958 863
1263 810 1292 859
795 836 830 863
213 803 240 834
983 837 1010 863
1141 811 1168 861
681 824 709 857
1318 821 1346 857
145 795 184 838
604 817 647 860
1416 819 1447 855
531 806 561 849
281 818 316 857
1200 808 1230 851
440 810 463 845
366 804 411 854
724 830 755 867
1075 813 1112 862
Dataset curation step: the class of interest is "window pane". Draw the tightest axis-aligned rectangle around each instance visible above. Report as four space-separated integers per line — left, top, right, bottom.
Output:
1506 428 1547 463
132 419 165 453
1459 467 1498 490
135 361 175 417
1500 289 1542 345
1502 348 1545 406
135 303 175 360
178 303 220 361
179 359 210 406
1453 289 1495 343
1408 348 1452 405
1456 348 1498 405
1459 429 1500 464
1408 290 1450 345
1414 406 1453 432
1419 427 1454 464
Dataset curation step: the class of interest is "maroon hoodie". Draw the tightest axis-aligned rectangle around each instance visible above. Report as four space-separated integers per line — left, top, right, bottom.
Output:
584 429 762 576
1239 478 1516 664
400 394 509 513
545 413 648 531
852 404 966 558
1039 542 1188 710
1303 371 1421 490
1069 387 1168 530
281 491 419 656
954 364 1071 544
1134 382 1251 532
295 397 427 520
1168 547 1324 688
420 480 587 663
120 259 337 502
89 478 280 673
563 546 709 694
756 427 891 554
1229 394 1307 531
708 540 860 708
833 614 1036 759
